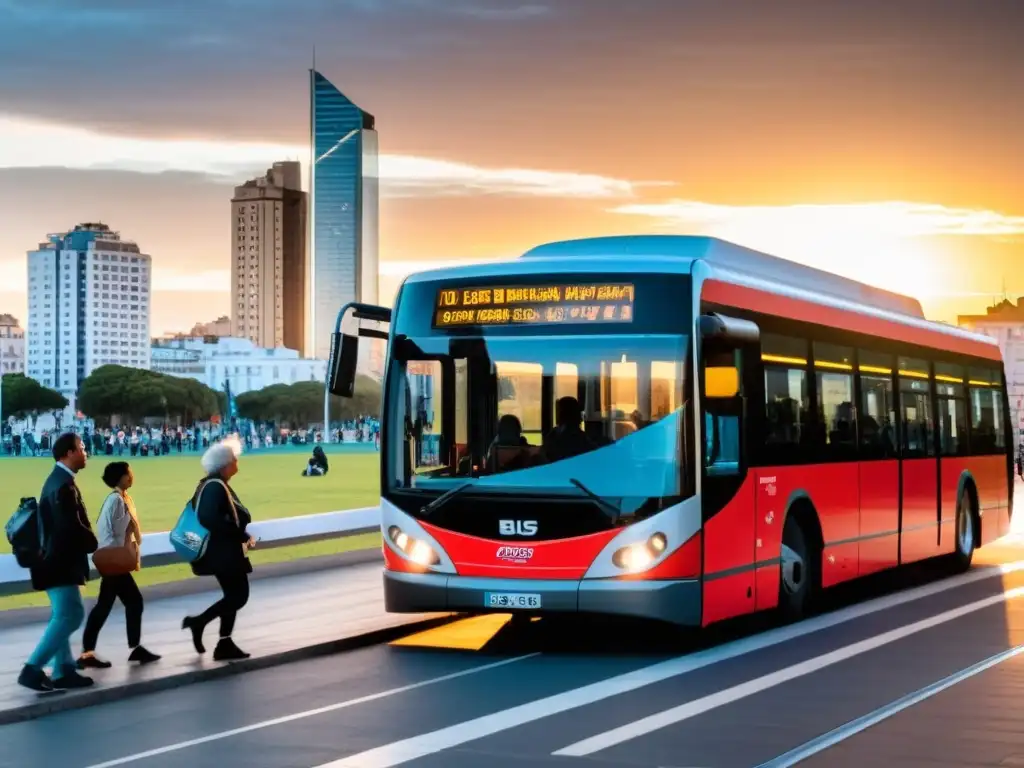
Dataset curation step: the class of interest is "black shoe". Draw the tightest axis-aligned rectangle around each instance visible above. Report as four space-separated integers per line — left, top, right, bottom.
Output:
128 646 161 664
52 666 94 689
17 665 57 693
213 638 250 661
182 616 205 654
77 653 112 670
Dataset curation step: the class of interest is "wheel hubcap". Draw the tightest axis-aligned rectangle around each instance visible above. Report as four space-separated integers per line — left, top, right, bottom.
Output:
781 543 804 595
958 503 974 554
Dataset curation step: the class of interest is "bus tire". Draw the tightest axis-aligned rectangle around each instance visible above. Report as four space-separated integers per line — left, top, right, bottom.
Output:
951 490 977 573
778 513 818 623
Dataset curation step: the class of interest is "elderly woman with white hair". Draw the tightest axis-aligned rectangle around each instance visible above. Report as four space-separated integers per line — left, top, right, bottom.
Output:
181 435 256 661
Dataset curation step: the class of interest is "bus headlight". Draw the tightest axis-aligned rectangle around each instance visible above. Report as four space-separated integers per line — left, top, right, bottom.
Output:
387 525 441 566
612 532 668 572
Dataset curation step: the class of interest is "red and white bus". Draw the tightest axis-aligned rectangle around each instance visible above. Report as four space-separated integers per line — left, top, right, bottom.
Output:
329 235 1013 627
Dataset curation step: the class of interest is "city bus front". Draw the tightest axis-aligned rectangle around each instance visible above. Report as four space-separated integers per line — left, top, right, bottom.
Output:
331 268 734 626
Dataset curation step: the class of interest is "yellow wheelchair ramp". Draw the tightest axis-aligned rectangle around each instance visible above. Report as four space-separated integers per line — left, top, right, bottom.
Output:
390 614 513 651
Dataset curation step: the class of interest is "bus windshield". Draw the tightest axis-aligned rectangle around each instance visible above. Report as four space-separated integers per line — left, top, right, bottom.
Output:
385 333 691 514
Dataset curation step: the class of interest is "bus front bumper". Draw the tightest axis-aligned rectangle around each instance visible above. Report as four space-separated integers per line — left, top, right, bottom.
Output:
384 570 702 626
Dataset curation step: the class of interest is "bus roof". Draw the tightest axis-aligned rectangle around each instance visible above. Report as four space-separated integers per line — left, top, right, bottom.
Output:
403 235 1000 360
521 235 925 318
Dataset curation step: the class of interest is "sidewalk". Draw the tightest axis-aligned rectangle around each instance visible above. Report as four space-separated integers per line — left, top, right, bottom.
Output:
0 562 451 724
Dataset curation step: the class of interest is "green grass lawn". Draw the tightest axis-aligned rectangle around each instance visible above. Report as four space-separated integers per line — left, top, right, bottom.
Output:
0 450 382 552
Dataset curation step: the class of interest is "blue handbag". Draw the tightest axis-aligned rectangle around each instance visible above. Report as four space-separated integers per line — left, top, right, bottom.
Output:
170 481 216 563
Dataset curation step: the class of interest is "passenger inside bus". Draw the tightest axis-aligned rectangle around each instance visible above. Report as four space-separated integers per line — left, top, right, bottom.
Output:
830 402 856 447
484 414 532 473
542 396 595 462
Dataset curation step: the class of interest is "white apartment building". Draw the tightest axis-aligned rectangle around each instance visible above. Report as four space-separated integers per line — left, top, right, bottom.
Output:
151 336 326 396
959 298 1024 439
0 314 25 375
26 223 152 408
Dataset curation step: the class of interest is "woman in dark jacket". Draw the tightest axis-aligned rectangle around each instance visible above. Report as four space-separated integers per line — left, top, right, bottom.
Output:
180 436 256 661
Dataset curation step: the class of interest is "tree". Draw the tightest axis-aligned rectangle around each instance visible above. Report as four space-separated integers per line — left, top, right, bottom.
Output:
0 374 68 421
498 376 517 401
235 376 381 427
331 374 381 421
78 365 222 425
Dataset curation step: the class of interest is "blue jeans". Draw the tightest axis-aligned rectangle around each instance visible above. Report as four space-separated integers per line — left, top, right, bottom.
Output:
27 586 85 677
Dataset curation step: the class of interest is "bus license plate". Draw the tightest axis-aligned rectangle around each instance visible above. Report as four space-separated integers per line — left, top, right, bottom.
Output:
486 592 541 609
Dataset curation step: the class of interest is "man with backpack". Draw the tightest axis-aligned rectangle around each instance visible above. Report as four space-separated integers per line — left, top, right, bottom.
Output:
17 433 98 692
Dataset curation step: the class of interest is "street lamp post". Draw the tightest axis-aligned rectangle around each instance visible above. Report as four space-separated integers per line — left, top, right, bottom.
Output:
323 386 330 443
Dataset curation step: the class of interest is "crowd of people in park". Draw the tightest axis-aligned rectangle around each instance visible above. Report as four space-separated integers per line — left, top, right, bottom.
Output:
10 431 259 693
1 415 381 458
2 426 219 457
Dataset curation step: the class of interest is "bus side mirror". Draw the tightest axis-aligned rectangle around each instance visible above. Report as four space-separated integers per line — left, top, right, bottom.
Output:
705 366 739 399
327 303 391 398
327 332 359 398
699 313 759 344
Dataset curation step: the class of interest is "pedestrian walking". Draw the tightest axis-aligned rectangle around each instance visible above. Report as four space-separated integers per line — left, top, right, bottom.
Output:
77 461 160 669
18 433 97 692
181 435 256 661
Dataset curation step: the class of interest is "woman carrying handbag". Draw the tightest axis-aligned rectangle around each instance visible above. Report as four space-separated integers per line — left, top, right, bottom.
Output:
182 435 256 661
77 462 160 669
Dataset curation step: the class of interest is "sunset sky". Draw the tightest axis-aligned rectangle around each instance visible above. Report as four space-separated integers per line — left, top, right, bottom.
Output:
1 0 1022 338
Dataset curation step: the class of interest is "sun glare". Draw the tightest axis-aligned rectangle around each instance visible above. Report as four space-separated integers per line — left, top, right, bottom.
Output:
698 223 948 312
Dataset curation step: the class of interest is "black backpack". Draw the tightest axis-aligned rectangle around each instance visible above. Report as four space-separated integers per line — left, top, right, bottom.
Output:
6 497 46 569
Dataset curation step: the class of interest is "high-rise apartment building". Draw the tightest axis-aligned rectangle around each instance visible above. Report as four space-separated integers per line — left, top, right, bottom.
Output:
232 162 308 353
0 314 25 375
26 223 152 406
309 70 379 361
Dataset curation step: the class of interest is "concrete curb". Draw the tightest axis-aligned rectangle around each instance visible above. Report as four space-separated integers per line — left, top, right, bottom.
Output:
0 613 458 725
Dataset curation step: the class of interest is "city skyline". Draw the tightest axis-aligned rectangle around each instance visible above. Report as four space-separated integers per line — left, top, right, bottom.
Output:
1 0 1022 335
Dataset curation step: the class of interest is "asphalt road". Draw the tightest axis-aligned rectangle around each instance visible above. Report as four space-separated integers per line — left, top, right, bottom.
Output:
4 552 1024 768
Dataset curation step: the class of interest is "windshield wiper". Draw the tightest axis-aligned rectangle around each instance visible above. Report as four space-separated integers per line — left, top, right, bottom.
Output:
419 482 474 517
569 478 621 523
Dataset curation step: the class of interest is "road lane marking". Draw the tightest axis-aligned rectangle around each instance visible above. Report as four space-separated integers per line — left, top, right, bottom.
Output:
753 642 1024 767
83 654 540 768
312 561 1024 768
554 586 1024 756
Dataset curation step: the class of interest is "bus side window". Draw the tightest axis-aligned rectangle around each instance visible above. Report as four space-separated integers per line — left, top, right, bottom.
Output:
761 334 810 461
858 349 896 459
968 368 1005 454
898 357 933 458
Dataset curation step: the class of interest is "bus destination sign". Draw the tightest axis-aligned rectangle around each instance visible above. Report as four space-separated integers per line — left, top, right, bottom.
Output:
433 283 635 328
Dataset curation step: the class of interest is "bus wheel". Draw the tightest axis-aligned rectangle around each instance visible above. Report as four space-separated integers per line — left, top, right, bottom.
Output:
952 492 976 573
778 517 816 622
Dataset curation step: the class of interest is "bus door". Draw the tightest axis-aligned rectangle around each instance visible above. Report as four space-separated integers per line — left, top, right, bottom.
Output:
698 314 759 625
856 350 900 575
897 358 941 563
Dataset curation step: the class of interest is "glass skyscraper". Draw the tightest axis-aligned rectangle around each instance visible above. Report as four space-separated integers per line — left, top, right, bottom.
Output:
309 70 379 361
